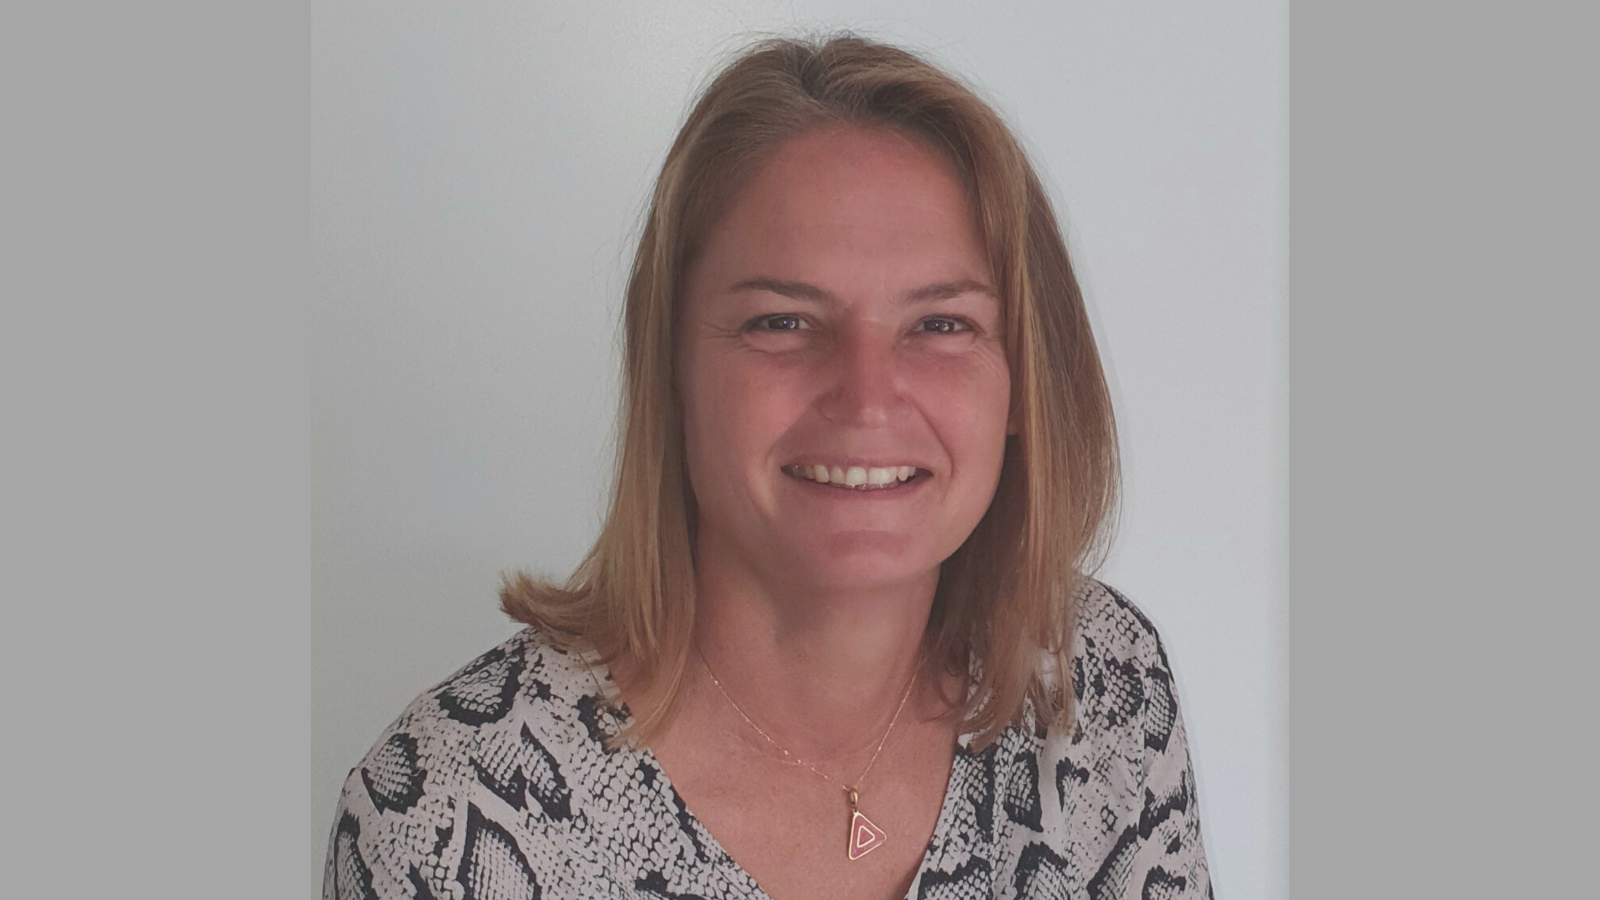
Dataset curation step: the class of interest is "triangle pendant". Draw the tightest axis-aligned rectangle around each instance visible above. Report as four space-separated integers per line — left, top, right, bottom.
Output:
847 809 887 860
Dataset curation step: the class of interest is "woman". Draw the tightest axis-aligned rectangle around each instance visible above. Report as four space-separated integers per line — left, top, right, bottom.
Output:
326 36 1210 900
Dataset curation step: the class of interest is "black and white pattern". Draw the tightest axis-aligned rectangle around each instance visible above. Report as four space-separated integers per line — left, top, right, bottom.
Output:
324 581 1211 899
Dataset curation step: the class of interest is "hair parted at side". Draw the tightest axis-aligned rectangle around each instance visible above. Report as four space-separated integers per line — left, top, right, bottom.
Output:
501 33 1118 751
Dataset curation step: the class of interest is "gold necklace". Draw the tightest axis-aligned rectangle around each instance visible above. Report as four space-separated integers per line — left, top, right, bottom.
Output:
699 652 919 861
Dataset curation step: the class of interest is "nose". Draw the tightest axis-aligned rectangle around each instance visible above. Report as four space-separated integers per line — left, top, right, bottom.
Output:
817 327 901 427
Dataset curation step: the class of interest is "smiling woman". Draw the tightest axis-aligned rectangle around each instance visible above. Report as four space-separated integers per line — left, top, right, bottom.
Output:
324 35 1210 900
676 125 1012 609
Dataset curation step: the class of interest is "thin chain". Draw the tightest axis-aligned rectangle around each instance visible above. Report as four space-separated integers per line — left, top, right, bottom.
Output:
700 652 919 792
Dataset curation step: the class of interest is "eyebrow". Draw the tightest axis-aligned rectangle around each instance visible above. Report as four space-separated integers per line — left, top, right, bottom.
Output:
729 277 997 305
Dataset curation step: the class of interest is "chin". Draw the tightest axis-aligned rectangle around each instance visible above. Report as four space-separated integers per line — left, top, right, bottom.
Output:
786 530 941 592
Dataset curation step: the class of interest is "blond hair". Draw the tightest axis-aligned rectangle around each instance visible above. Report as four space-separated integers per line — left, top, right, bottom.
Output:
502 35 1118 750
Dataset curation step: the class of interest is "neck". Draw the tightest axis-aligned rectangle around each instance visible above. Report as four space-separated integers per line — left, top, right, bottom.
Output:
690 532 942 762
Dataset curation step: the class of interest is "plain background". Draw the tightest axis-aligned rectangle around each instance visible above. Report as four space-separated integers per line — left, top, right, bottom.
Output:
6 1 1593 898
311 2 1286 898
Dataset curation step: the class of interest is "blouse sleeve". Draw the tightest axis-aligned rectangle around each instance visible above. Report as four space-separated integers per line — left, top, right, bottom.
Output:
1127 626 1213 900
322 761 430 900
320 634 584 900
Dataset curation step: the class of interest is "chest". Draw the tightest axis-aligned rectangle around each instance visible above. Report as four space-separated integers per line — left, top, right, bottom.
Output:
647 719 958 900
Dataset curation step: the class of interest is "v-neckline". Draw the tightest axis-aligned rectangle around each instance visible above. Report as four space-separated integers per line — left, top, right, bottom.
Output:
572 645 997 900
634 738 977 900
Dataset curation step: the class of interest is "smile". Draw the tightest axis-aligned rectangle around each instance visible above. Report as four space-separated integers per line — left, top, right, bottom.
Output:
780 464 928 491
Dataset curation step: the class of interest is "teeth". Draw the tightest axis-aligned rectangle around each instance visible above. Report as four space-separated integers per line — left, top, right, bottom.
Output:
786 464 922 489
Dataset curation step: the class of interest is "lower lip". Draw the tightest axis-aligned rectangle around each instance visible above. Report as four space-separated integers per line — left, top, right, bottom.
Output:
780 469 929 498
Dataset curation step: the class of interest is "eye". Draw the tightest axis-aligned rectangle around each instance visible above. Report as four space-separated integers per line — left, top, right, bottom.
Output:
750 314 810 332
917 317 971 335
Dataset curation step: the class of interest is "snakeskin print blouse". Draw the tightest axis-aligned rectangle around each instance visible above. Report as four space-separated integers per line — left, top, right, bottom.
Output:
324 581 1212 899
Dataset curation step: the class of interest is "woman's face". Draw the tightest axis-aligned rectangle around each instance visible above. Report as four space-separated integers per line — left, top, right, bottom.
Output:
678 125 1012 596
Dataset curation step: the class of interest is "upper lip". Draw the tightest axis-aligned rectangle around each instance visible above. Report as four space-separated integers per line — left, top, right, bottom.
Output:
781 458 933 472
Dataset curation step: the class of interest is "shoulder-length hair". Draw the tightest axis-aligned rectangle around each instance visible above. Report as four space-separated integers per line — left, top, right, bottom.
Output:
502 34 1118 750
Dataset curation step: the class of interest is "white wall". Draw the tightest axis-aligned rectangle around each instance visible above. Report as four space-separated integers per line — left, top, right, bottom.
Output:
312 2 1287 897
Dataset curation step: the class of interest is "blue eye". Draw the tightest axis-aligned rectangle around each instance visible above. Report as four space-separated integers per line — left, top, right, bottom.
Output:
919 317 968 334
756 314 808 331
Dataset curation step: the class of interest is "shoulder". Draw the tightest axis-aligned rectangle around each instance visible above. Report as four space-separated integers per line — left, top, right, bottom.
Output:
995 581 1210 898
1018 579 1189 805
1005 579 1184 776
1073 578 1173 672
1067 579 1180 748
364 627 613 768
415 626 614 736
344 626 620 806
324 627 625 899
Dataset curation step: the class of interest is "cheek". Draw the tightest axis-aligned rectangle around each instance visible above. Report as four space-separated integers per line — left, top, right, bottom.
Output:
682 355 809 474
951 403 1012 526
959 402 1013 481
917 357 1012 510
913 353 1012 440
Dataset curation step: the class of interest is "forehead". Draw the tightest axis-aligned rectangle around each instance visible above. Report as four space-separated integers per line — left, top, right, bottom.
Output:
744 124 970 217
687 125 991 296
